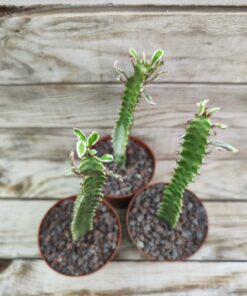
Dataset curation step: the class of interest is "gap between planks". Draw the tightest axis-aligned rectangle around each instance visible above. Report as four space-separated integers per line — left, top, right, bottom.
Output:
1 81 247 87
2 5 247 18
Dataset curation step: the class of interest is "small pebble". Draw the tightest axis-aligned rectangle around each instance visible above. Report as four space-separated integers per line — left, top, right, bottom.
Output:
94 139 154 196
40 199 120 276
128 183 208 261
137 241 144 249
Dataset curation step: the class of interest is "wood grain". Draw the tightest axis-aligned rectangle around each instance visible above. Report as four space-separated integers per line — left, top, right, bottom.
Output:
0 159 245 199
1 84 246 128
0 200 247 260
0 260 246 296
0 127 243 161
1 0 247 7
0 2 246 294
0 12 247 84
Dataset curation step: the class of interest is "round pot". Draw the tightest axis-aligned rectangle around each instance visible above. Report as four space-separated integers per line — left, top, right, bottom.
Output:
95 135 156 208
38 196 122 277
126 182 208 261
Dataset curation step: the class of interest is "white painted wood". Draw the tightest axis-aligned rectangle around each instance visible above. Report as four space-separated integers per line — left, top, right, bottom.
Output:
0 159 245 199
0 260 246 296
0 200 246 260
0 159 80 198
0 12 247 84
155 159 246 200
0 127 243 160
1 0 247 6
0 84 246 128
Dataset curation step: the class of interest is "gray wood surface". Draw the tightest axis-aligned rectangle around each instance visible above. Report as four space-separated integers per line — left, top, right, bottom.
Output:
0 260 246 296
0 2 246 295
1 84 246 128
0 200 247 260
0 12 247 84
1 0 247 6
0 159 246 199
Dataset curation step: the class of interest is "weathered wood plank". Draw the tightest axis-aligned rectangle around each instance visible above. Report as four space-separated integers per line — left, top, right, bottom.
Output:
1 1 247 7
0 127 243 160
0 200 247 260
0 12 247 84
0 84 246 128
0 260 246 296
0 159 245 199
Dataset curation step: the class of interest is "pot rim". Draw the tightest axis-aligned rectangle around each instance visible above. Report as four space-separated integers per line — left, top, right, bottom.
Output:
38 195 122 277
126 181 209 262
96 135 156 200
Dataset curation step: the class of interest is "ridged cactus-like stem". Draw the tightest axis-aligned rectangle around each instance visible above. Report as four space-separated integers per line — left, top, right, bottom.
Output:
113 49 167 166
113 62 144 165
157 100 237 229
67 129 121 240
71 157 107 240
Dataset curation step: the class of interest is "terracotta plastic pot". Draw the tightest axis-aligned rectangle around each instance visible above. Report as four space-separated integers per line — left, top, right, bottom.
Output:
38 196 122 277
96 135 156 208
126 182 209 261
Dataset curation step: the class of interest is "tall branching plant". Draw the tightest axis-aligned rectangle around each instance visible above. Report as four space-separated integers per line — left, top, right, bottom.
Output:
157 100 237 229
67 129 122 240
112 48 167 166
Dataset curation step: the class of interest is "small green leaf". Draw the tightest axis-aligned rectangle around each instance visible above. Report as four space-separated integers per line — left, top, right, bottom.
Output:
107 171 123 182
65 168 74 175
197 99 209 116
143 91 156 105
100 154 113 162
208 107 221 116
152 49 164 64
74 128 87 142
89 149 97 155
197 102 204 116
76 141 87 158
69 150 76 167
210 140 238 153
129 48 138 60
87 131 100 146
214 123 227 129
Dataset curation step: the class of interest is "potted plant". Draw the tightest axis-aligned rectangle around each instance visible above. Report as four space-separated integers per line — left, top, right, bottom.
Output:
127 100 237 261
95 48 168 207
39 129 122 276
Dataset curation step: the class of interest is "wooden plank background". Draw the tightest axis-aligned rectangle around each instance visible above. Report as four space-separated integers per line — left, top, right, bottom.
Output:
0 2 246 296
1 1 247 6
0 11 247 84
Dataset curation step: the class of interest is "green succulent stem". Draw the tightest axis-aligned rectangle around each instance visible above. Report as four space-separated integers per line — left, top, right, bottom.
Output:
157 100 237 229
68 129 120 240
71 157 107 240
112 49 166 166
113 62 144 165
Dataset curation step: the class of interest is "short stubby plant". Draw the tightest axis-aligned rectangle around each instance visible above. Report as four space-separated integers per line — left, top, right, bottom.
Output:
157 100 237 229
67 129 122 240
112 48 167 166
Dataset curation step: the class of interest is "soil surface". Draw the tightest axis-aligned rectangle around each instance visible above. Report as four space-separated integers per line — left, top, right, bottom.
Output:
128 183 208 260
95 138 154 196
39 198 119 276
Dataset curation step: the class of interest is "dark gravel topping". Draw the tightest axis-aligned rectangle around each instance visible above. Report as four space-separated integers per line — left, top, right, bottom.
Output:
95 138 154 196
39 199 119 276
128 183 208 261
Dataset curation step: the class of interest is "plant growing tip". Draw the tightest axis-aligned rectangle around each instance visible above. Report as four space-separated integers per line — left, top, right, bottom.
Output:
129 48 139 60
157 100 237 229
112 48 167 166
151 49 164 64
67 128 121 240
